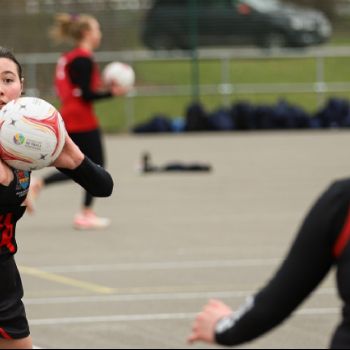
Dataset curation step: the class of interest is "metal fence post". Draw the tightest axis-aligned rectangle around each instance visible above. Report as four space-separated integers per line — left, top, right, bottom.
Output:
25 62 39 97
221 56 232 107
124 91 136 131
189 0 200 102
316 55 326 108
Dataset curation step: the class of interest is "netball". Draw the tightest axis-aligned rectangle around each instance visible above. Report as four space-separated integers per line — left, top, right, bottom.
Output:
0 97 66 171
102 61 135 90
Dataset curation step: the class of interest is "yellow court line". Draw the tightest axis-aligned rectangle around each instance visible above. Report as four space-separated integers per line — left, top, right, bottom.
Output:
19 266 114 295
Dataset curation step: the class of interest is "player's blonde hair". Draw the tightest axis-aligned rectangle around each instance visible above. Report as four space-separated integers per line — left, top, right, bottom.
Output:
49 13 96 44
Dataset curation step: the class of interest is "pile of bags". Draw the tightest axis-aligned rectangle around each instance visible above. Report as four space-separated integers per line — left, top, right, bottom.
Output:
133 98 350 134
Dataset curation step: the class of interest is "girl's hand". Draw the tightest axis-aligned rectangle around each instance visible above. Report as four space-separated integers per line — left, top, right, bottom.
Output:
188 299 233 345
110 81 132 97
52 134 84 170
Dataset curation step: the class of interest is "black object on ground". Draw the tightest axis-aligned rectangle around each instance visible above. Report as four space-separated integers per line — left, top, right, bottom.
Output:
141 152 212 174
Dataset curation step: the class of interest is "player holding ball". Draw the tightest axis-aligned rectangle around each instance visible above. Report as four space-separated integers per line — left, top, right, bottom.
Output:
27 13 132 230
0 46 114 349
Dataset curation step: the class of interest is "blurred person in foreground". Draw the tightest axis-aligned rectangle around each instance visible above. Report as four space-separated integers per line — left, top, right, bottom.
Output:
0 47 113 350
188 178 350 349
27 13 128 230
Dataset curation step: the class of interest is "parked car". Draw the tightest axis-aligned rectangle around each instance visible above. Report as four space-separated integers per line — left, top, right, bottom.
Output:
142 0 332 50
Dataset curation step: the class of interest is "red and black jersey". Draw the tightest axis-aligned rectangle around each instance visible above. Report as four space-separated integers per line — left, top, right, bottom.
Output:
0 169 30 261
0 169 30 340
55 48 112 133
0 157 113 262
215 178 350 349
0 158 113 340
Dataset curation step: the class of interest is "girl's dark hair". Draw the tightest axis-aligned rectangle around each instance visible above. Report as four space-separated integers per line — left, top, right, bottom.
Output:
0 47 23 79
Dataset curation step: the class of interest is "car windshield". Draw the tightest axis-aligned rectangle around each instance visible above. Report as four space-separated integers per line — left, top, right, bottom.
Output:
242 0 280 12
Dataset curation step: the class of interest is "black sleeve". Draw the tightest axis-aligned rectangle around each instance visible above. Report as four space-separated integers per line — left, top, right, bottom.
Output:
68 57 113 102
215 180 350 346
57 157 114 197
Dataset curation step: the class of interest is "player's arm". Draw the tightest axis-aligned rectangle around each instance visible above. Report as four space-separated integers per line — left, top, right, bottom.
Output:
69 57 129 100
53 134 114 197
0 159 14 186
68 57 112 102
189 180 349 346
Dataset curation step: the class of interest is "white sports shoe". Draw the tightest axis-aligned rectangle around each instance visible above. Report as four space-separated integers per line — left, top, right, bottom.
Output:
74 211 111 230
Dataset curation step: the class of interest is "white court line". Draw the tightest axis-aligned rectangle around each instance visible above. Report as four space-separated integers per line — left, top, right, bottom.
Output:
30 313 198 326
24 291 250 305
297 308 339 316
35 258 281 273
23 288 336 305
29 307 340 326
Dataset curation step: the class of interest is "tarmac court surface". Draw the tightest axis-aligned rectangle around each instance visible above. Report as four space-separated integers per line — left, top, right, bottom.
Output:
15 131 350 348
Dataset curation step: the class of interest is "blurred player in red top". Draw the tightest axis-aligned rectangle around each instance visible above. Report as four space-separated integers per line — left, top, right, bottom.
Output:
28 13 128 230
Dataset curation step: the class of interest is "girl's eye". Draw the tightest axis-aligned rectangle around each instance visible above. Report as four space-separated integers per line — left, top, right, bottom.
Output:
4 79 13 84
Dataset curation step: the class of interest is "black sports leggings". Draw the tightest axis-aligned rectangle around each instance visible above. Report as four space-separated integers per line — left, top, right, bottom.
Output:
44 129 105 208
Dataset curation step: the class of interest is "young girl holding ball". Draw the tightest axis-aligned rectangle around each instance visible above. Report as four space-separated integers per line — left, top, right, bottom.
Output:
0 46 113 349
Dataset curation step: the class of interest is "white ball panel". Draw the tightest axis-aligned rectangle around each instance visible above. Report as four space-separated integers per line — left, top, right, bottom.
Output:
0 97 66 171
103 62 135 89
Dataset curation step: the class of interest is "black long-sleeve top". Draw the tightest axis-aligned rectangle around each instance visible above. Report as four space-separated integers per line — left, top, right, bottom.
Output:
0 157 114 261
57 156 113 198
215 178 350 349
68 57 112 102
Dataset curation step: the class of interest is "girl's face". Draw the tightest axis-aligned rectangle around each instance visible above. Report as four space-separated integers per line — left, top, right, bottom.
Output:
85 19 102 50
0 58 23 109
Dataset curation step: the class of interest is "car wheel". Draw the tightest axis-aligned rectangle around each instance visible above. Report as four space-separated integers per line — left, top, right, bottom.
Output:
260 32 287 49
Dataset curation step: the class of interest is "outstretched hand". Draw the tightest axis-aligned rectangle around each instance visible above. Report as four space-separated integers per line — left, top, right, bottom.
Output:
188 299 233 345
110 81 132 97
52 133 84 170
